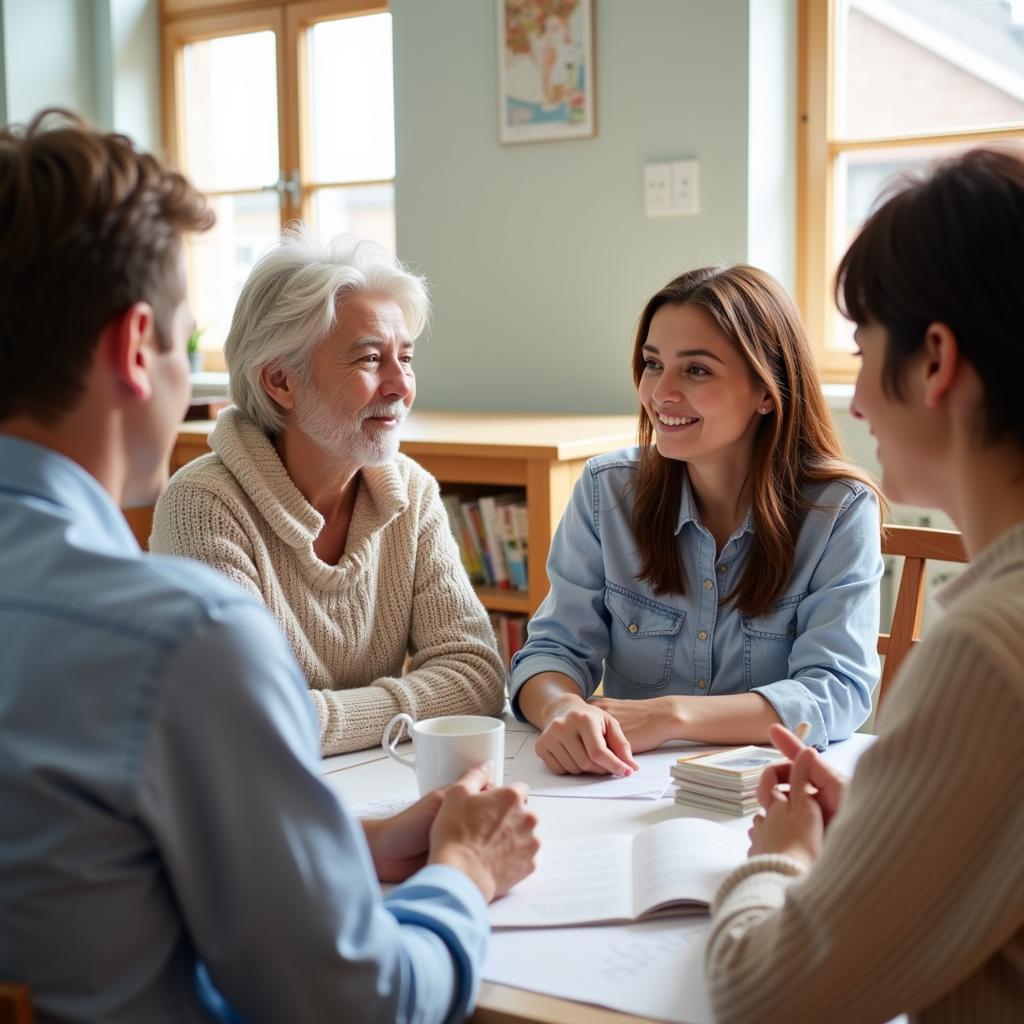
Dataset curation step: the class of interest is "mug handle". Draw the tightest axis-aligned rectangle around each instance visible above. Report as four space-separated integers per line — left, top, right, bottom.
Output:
382 712 416 769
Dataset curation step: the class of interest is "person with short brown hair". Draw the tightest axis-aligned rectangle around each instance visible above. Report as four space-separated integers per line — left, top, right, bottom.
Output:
0 109 538 1024
705 146 1024 1023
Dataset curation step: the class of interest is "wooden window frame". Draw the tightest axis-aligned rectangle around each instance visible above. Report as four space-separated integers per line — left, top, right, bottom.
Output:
160 0 392 369
161 6 292 219
796 0 1024 383
286 0 390 227
161 0 389 222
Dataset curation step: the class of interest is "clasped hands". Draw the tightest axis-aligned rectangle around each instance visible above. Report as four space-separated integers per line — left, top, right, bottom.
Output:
746 723 849 870
362 763 540 902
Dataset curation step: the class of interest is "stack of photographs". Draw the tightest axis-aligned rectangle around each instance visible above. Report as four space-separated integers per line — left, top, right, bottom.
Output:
670 746 783 816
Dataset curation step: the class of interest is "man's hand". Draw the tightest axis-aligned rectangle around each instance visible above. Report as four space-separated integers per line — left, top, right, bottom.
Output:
755 723 848 828
535 694 640 776
591 695 681 753
428 765 540 901
362 790 445 883
748 747 825 870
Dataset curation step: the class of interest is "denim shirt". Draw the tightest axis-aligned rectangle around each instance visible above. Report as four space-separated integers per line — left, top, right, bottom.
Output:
0 436 487 1024
509 448 883 749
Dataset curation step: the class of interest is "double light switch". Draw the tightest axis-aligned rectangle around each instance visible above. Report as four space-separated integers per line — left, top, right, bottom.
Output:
644 159 700 217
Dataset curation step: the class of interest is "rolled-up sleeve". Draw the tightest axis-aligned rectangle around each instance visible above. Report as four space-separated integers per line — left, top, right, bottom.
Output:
751 486 882 748
509 464 612 715
139 600 489 1024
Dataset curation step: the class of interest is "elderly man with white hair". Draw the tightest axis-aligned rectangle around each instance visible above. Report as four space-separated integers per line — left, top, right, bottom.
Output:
152 232 505 754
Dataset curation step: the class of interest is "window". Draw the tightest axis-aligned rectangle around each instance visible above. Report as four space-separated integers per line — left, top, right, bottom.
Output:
797 0 1024 381
161 1 394 368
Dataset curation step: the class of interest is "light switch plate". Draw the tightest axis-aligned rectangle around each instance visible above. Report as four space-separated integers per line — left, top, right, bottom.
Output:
644 163 672 217
671 159 699 215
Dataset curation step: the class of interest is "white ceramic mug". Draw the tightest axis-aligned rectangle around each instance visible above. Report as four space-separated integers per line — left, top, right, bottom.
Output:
382 714 505 795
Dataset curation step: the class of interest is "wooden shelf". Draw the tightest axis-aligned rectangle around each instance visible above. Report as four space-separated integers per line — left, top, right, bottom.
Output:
475 586 531 614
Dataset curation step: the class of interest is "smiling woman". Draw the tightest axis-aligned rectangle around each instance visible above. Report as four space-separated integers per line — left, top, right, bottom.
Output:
150 231 505 755
511 265 885 774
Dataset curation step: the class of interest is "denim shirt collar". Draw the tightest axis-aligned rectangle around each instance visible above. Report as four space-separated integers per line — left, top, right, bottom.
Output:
674 466 755 545
0 435 140 557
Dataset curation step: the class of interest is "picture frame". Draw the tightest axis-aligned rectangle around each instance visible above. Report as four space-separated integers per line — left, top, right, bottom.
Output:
497 0 595 144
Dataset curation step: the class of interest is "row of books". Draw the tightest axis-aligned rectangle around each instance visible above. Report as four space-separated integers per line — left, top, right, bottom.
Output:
441 491 529 591
489 612 528 670
669 745 784 816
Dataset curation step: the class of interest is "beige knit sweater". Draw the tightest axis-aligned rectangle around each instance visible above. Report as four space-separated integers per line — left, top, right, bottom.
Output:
150 407 505 755
706 522 1024 1023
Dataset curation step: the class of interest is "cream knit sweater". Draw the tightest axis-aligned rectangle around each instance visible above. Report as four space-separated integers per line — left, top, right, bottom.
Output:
150 407 505 755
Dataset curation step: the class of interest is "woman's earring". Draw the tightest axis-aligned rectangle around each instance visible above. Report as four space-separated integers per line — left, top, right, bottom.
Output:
759 406 772 415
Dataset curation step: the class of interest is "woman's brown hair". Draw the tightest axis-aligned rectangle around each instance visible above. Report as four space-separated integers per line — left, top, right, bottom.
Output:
630 264 882 617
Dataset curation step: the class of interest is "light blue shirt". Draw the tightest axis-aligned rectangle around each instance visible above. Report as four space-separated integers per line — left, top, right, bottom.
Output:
0 436 488 1024
510 449 883 748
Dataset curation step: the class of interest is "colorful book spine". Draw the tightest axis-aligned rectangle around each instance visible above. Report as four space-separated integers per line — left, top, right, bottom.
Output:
478 495 511 589
461 500 493 584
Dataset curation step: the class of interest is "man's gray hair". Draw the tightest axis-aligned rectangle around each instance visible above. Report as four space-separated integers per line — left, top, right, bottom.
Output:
225 228 430 434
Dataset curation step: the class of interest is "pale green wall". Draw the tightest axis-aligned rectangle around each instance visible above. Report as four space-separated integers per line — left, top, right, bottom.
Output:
393 0 779 414
748 0 797 287
2 0 100 125
0 0 159 148
2 0 795 418
0 2 7 124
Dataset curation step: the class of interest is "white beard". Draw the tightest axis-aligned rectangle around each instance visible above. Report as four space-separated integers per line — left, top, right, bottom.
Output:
294 382 407 468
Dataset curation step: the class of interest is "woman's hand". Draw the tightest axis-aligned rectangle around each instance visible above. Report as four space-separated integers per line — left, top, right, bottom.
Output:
755 723 847 827
748 747 825 869
362 788 446 883
535 694 640 776
590 695 682 752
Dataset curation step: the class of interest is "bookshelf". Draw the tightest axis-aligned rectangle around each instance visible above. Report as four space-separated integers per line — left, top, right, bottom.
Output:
128 410 638 615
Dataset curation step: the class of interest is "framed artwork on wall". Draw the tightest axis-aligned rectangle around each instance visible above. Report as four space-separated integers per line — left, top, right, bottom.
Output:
497 0 595 143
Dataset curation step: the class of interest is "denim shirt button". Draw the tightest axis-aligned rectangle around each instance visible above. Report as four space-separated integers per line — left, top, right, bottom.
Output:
627 623 639 634
697 629 708 641
697 679 707 689
702 578 714 590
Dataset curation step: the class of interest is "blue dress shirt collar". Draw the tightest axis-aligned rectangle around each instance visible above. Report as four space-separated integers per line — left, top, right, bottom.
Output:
0 434 140 557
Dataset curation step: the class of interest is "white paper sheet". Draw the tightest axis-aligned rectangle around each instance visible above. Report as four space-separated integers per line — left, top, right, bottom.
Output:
505 735 681 799
484 916 714 1024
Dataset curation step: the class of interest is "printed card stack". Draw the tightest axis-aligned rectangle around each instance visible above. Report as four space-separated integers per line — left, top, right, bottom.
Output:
670 746 784 816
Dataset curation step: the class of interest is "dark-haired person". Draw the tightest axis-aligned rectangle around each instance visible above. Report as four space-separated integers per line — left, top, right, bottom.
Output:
0 109 538 1023
705 146 1024 1022
511 266 884 775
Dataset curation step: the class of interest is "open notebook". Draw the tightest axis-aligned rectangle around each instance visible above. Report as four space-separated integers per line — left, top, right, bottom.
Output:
488 817 749 928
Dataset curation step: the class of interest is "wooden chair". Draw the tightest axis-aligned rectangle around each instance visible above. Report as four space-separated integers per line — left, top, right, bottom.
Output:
0 984 33 1024
877 524 968 709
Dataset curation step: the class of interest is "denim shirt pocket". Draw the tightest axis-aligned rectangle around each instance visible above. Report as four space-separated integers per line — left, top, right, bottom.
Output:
740 593 803 689
603 582 684 692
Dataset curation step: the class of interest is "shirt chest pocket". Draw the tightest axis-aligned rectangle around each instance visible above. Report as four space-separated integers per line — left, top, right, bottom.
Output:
603 583 684 691
740 594 802 688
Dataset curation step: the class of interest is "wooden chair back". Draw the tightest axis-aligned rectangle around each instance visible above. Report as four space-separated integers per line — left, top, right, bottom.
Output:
0 984 33 1024
877 524 968 709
